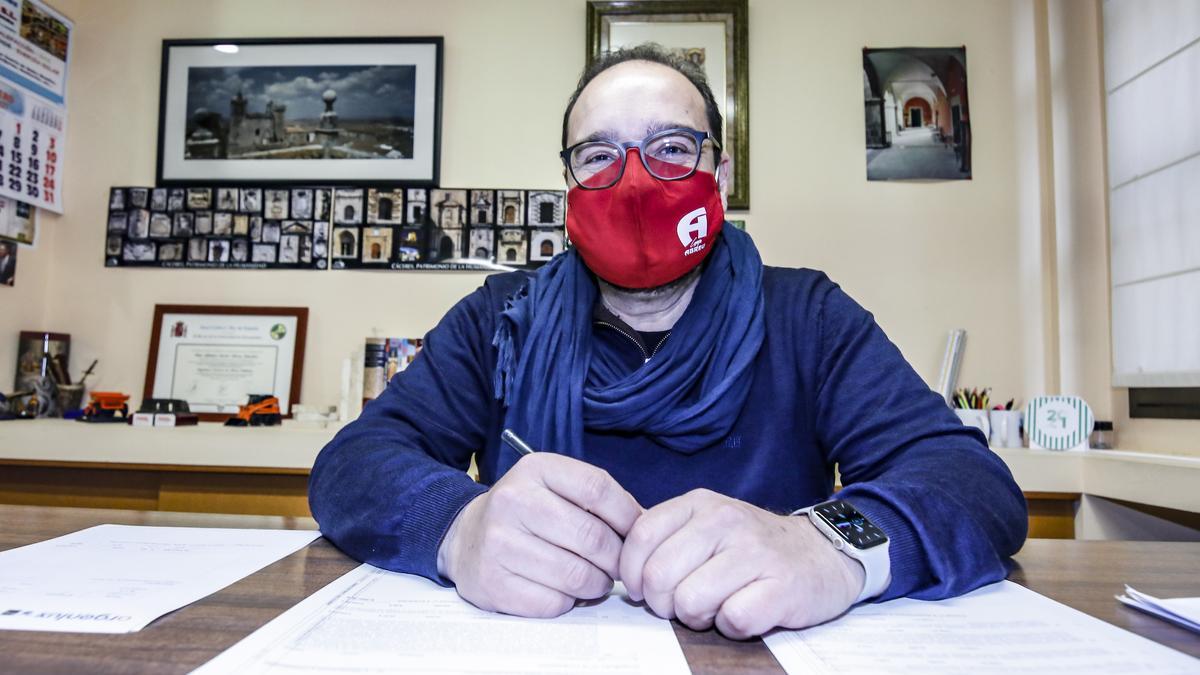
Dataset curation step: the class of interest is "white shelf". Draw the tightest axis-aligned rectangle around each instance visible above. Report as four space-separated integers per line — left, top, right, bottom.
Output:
1 421 1197 515
0 419 342 471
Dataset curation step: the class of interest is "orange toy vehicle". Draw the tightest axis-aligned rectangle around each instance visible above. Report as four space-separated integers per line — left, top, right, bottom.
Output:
80 392 131 423
224 394 282 427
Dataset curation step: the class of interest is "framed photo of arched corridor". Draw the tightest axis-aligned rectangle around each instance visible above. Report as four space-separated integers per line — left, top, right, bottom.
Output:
155 37 443 186
863 47 971 181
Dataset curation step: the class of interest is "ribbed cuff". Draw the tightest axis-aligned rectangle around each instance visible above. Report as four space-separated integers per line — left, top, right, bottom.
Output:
833 489 927 602
397 473 489 586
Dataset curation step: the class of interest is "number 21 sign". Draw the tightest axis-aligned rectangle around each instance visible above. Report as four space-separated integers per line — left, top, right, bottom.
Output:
1024 396 1095 451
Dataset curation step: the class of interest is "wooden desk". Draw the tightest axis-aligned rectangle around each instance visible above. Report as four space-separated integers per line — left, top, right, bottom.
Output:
0 505 1196 674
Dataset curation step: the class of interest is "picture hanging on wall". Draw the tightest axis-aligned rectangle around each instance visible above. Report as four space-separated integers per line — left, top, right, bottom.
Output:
329 188 566 271
587 0 750 210
156 37 443 186
105 186 329 270
863 47 971 181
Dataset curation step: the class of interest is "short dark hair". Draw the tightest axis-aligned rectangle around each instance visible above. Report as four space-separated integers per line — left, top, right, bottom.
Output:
561 43 723 161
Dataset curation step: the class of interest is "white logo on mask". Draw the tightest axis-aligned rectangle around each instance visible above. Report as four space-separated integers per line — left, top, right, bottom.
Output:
677 207 708 256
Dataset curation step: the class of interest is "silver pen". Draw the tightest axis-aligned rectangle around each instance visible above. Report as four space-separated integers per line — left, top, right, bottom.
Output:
501 428 536 456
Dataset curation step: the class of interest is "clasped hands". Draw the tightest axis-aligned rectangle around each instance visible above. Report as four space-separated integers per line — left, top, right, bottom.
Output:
436 453 865 639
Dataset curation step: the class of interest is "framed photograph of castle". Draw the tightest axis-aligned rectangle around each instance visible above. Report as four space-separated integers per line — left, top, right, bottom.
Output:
156 37 443 186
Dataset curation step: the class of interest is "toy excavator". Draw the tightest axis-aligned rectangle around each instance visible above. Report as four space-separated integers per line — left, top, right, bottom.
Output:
224 394 282 427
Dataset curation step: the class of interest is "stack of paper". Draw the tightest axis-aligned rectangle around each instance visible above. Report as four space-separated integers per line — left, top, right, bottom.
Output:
763 580 1197 674
1118 586 1200 634
0 524 320 633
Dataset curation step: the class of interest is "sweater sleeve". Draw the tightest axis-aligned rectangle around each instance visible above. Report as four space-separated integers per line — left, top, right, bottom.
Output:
308 282 503 585
811 276 1028 601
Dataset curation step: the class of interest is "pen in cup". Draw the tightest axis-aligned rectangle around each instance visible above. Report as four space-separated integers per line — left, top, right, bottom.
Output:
501 428 536 456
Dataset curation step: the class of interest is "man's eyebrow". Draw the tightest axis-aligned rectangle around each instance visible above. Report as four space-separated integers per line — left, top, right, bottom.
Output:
573 121 699 145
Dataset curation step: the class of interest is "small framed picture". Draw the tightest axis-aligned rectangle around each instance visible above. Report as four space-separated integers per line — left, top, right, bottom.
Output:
129 188 150 209
279 234 301 264
186 187 212 210
530 229 565 261
127 209 150 239
194 211 213 235
173 212 194 237
143 304 308 421
251 243 277 263
149 213 173 238
150 188 168 211
333 188 364 225
332 226 358 259
360 226 392 263
405 188 428 224
208 238 231 263
232 213 250 236
216 187 239 211
526 190 565 226
123 240 157 262
188 237 207 261
167 188 186 211
430 189 467 229
105 235 122 257
496 190 524 226
107 211 127 232
367 188 405 224
290 188 314 220
159 242 185 262
264 189 289 219
497 227 528 265
213 212 233 235
262 221 281 243
468 190 495 225
240 188 262 213
230 239 249 262
109 188 126 210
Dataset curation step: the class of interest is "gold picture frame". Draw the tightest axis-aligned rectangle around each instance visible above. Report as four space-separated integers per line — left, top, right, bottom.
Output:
586 0 750 210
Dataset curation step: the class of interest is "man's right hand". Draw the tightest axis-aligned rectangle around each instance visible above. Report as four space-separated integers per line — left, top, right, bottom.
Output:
436 453 643 618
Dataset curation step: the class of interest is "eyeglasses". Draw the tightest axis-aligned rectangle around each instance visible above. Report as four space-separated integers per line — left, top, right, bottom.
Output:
560 127 721 190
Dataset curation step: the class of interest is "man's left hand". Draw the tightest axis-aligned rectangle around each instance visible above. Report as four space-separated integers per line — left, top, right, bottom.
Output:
618 489 866 639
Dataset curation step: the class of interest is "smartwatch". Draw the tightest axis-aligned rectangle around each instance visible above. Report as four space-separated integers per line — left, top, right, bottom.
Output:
795 500 891 604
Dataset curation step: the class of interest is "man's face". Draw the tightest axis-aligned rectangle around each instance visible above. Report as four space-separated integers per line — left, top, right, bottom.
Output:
565 61 728 199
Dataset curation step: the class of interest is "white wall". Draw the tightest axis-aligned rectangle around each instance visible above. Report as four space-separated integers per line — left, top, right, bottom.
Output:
1 0 1193 456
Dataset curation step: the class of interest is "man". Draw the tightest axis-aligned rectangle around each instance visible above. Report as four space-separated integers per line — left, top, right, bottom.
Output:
310 44 1026 639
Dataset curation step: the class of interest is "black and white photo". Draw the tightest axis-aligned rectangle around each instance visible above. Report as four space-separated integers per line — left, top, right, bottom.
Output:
291 188 314 220
240 187 262 212
157 38 443 185
216 187 239 210
187 187 212 210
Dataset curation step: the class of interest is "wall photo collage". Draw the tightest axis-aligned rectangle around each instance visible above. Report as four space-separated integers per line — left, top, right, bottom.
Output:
105 186 566 272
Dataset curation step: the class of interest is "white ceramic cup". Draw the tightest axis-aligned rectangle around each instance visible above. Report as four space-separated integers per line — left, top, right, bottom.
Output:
989 410 1023 448
953 409 991 440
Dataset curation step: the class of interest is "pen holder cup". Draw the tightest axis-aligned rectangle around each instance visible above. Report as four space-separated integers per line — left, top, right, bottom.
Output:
989 410 1024 448
954 409 991 440
56 384 85 414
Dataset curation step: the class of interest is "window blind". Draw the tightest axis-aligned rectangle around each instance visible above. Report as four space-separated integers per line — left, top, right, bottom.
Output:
1103 0 1200 387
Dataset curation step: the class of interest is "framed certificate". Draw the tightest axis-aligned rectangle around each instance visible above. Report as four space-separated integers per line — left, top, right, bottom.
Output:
143 305 308 421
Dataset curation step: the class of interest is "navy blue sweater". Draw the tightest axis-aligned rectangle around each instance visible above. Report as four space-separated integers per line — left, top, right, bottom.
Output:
309 268 1027 601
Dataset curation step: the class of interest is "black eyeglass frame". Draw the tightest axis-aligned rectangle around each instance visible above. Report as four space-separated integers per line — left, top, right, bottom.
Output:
559 127 722 190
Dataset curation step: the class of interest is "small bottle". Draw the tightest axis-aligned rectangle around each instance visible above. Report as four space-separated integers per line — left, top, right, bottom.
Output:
1090 421 1115 449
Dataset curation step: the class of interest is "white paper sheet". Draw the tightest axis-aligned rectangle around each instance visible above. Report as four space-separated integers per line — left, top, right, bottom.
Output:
0 524 320 633
1119 586 1200 634
194 564 691 675
763 580 1197 674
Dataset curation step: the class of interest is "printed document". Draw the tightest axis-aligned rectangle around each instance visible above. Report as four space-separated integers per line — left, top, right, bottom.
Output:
763 580 1197 674
194 564 691 675
0 524 320 633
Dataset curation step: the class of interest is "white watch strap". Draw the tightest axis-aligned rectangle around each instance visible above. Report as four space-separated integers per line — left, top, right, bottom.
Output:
794 505 891 604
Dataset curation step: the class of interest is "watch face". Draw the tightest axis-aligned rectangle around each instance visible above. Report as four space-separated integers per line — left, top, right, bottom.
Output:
815 501 887 550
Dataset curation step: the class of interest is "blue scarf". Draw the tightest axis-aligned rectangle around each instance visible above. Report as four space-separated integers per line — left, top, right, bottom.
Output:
492 225 765 475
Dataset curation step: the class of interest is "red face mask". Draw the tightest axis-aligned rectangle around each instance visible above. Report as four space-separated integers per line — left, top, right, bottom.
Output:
566 149 724 289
